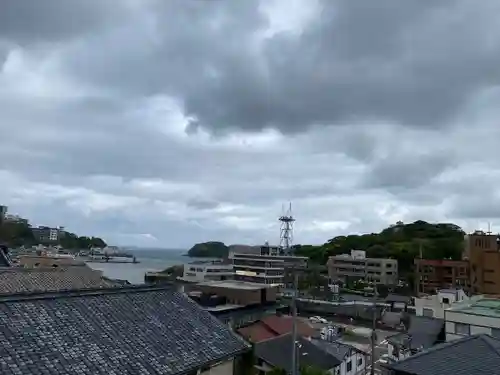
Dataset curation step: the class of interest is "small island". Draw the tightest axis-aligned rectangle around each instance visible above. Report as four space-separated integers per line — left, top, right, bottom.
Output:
186 241 229 258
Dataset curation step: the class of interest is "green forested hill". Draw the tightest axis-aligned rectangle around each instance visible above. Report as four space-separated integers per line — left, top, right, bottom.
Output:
187 241 229 258
294 220 465 273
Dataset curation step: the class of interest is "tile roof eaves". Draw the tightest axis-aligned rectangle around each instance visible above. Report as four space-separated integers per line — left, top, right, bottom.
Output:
479 335 500 356
388 335 498 370
0 284 174 302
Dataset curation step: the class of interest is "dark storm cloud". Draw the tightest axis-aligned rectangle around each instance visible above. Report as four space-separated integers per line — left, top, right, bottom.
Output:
45 0 500 135
0 0 127 43
2 0 500 246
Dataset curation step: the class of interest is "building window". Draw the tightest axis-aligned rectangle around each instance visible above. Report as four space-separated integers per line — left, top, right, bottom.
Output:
347 361 352 372
442 298 450 304
455 323 470 335
357 357 363 366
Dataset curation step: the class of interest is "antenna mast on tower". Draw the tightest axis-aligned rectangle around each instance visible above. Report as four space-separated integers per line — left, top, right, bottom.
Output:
279 202 295 255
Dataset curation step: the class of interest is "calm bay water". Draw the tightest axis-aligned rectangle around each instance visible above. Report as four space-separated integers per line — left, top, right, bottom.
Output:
88 248 188 284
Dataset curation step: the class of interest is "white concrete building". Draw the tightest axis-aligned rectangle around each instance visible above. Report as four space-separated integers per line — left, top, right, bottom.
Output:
444 296 500 341
414 288 469 319
179 260 234 283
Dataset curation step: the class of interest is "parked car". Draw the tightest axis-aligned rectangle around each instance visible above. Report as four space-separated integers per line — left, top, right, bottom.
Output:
309 316 328 324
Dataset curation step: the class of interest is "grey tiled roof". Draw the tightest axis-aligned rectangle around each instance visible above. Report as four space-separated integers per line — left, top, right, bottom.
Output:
0 267 115 293
254 334 344 372
387 334 500 375
388 316 444 349
0 285 250 375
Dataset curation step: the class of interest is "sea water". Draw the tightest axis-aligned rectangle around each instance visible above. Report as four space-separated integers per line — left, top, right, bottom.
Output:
88 248 188 284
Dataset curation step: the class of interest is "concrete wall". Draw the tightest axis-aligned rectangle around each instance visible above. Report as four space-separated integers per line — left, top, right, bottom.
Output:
182 263 234 283
200 359 234 375
414 290 468 319
194 284 278 305
445 309 500 341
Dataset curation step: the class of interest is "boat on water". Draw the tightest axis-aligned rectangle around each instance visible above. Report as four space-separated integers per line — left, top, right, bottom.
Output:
79 247 140 264
83 255 140 264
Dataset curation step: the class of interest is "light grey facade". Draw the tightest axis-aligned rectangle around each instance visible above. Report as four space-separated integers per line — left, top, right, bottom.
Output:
327 251 398 285
229 245 308 286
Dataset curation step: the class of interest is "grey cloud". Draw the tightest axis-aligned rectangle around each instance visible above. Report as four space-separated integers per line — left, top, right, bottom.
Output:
0 0 128 44
3 1 500 247
186 198 219 210
363 152 456 190
44 0 500 135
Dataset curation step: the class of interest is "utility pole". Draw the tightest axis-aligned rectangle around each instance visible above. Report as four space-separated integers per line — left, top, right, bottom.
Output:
291 272 299 375
370 285 378 375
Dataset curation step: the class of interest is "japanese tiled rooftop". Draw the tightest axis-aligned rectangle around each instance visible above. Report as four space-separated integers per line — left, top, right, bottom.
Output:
0 267 116 293
0 285 250 375
447 296 500 318
387 334 500 375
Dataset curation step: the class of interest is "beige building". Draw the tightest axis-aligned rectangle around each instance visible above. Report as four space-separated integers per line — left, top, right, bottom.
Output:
464 231 500 295
327 250 398 285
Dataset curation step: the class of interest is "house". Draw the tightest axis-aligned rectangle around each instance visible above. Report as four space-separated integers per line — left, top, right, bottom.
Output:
385 334 500 375
387 316 445 362
254 333 365 375
237 315 316 343
413 288 468 319
444 295 500 341
0 285 250 375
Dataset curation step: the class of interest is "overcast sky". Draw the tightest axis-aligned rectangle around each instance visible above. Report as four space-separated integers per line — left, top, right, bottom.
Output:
1 0 500 248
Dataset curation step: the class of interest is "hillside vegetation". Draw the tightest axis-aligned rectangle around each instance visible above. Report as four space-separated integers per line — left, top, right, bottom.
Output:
294 220 465 273
187 220 466 274
0 220 107 249
187 241 229 258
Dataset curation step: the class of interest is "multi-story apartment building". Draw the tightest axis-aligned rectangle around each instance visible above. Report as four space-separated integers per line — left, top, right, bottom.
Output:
179 260 234 283
414 259 470 295
464 231 500 295
327 250 398 286
32 226 65 243
230 245 308 286
4 214 29 225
